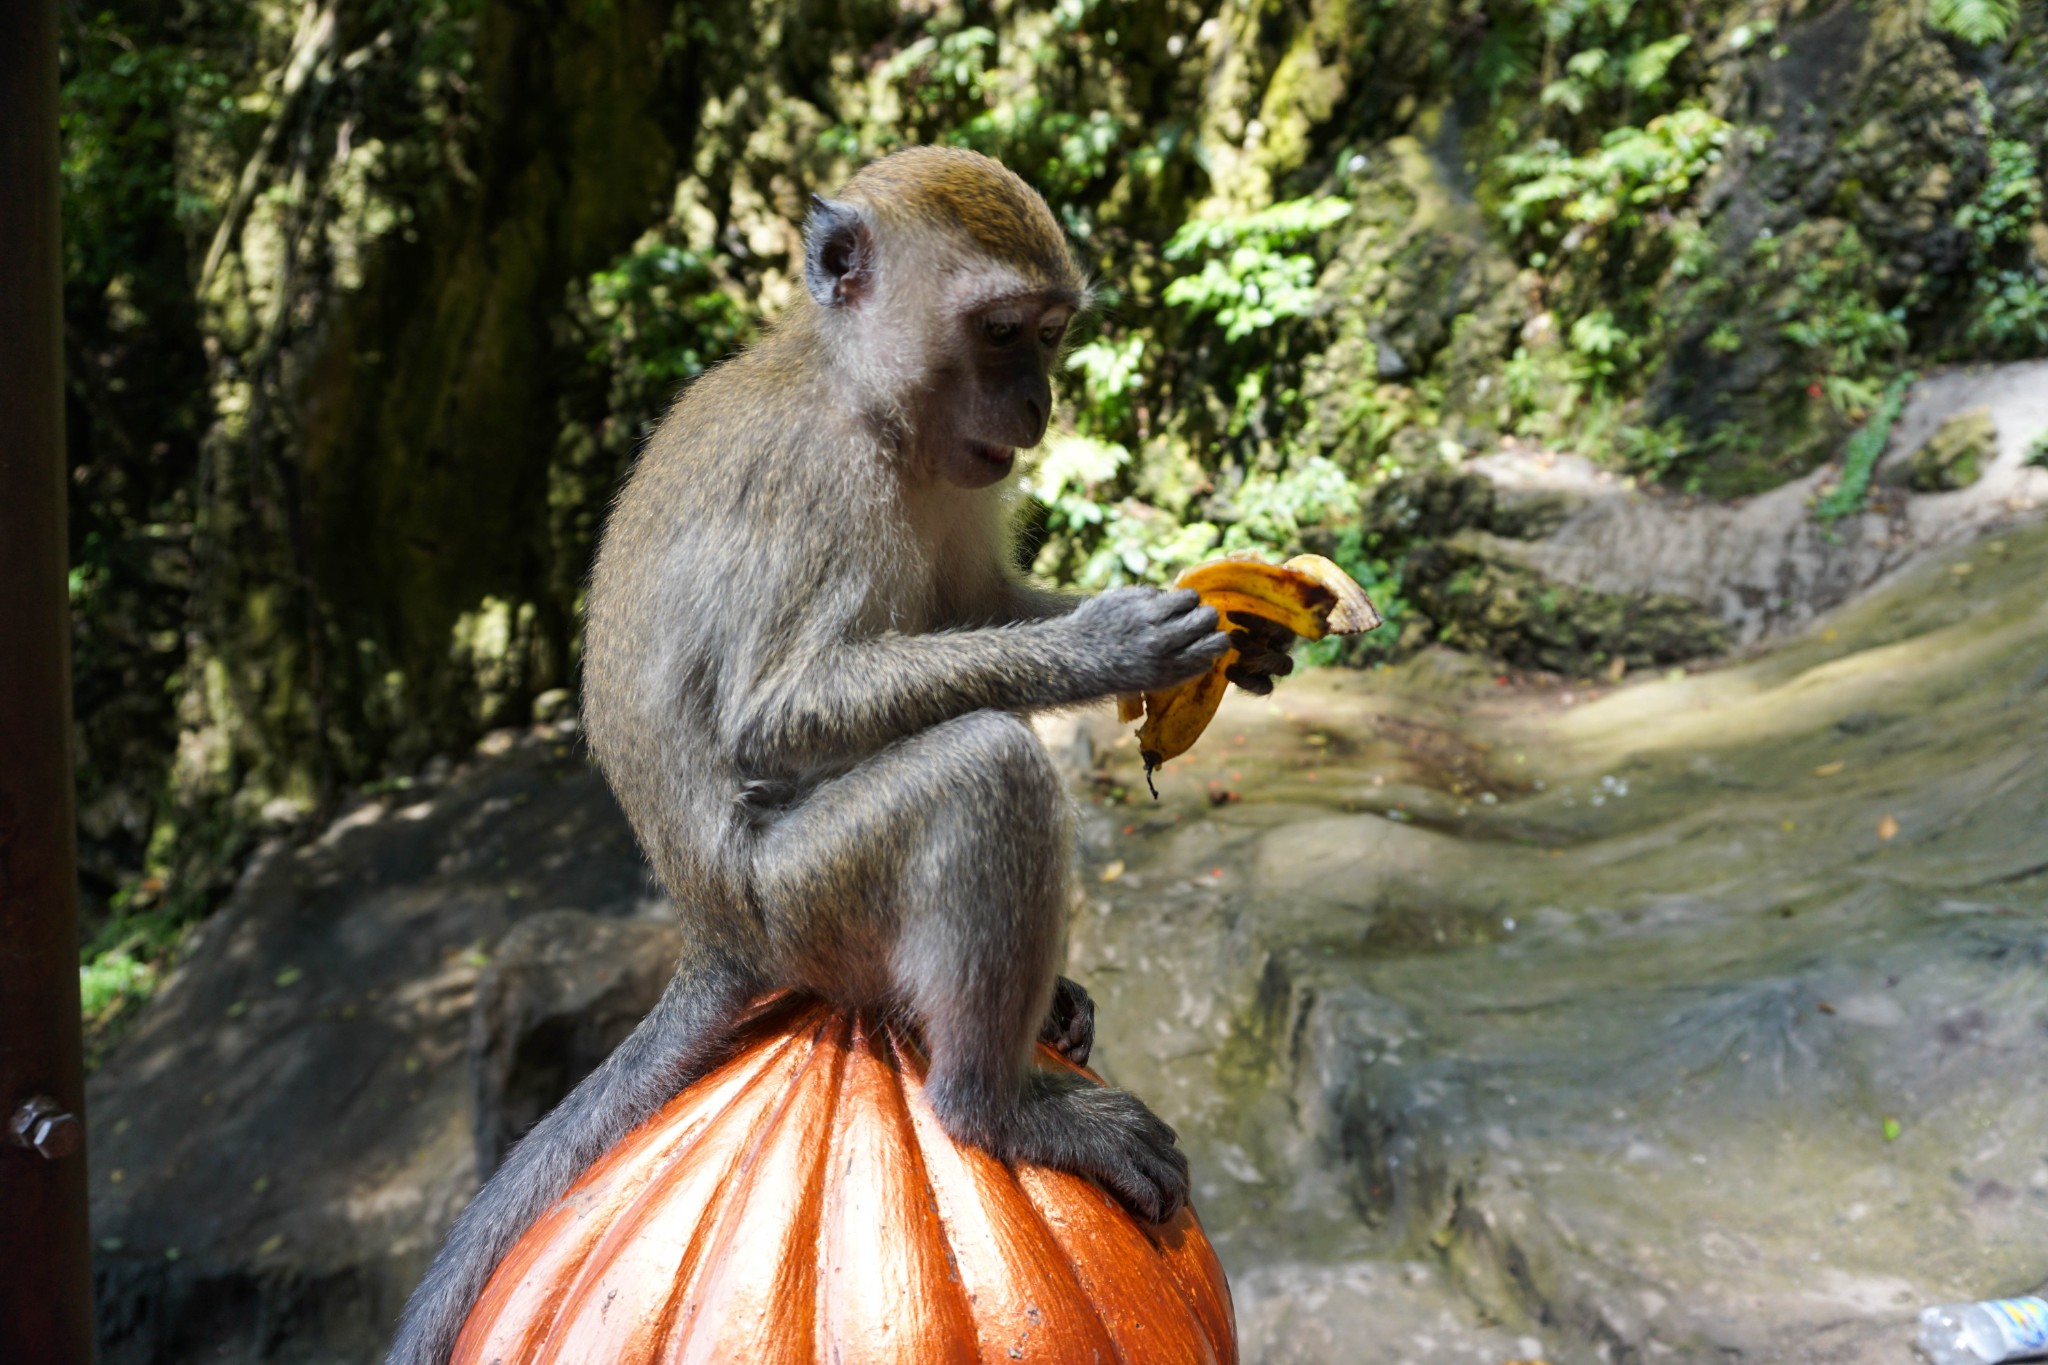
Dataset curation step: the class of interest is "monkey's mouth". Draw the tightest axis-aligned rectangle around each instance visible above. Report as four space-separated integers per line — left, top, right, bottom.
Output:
968 441 1015 474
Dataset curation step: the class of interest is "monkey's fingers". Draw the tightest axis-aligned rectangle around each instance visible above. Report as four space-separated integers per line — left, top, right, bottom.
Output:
1225 658 1293 696
1227 631 1296 673
1039 975 1096 1066
1146 586 1207 622
1232 613 1300 651
1154 594 1223 646
1224 665 1275 696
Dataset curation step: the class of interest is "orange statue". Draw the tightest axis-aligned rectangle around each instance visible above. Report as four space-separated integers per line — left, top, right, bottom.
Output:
454 994 1237 1364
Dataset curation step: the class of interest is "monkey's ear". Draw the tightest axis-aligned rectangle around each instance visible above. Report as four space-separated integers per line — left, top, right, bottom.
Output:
804 196 874 309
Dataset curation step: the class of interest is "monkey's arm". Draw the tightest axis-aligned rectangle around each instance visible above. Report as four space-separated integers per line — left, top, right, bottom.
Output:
731 587 1225 771
988 577 1082 624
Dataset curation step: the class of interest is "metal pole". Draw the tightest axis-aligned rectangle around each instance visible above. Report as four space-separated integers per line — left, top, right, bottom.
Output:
0 0 99 1358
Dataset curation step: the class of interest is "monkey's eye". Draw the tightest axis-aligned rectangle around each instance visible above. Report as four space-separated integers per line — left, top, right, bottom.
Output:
1039 320 1066 348
982 313 1023 346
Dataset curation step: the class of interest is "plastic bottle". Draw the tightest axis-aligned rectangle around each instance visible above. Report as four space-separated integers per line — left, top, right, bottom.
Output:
1917 1295 2048 1365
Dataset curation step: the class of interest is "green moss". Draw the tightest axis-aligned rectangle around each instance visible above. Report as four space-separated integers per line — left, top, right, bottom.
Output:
1906 407 1996 492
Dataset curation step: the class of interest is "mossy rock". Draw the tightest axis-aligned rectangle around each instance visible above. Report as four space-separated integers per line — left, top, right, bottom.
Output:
1903 407 1995 492
1402 543 1729 676
1356 469 1572 552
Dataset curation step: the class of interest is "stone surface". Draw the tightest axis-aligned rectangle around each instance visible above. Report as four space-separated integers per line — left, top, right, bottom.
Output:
469 910 681 1178
88 518 2048 1363
1064 516 2048 1363
1475 360 2048 645
87 729 663 1365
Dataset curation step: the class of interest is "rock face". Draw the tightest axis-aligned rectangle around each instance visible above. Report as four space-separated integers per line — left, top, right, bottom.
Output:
1473 360 2048 646
86 731 662 1365
88 520 2048 1363
469 911 682 1179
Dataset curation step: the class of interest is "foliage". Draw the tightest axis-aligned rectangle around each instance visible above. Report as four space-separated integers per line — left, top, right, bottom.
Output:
883 25 998 108
1496 108 1731 243
952 105 1135 206
1928 0 2019 45
1955 111 2043 254
1063 334 1149 437
585 243 752 405
1538 35 1693 115
1815 372 1914 523
1767 224 1910 416
1162 198 1352 341
1970 271 2048 352
1956 93 2048 355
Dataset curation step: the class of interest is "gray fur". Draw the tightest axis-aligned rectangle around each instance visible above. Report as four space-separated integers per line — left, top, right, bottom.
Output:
386 152 1226 1365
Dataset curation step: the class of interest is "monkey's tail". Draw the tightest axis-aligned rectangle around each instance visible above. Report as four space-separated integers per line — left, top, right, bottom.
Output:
384 944 758 1365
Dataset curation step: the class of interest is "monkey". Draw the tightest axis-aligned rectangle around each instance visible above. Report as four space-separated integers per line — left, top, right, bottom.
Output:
386 145 1296 1364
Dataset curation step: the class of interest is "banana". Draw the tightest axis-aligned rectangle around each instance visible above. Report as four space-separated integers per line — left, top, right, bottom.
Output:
1128 554 1382 793
1279 553 1383 635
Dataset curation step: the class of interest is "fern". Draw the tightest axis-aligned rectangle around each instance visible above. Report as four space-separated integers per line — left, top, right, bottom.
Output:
1928 0 2017 45
1815 372 1913 525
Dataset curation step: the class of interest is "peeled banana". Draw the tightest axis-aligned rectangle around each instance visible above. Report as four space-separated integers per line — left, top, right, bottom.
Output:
1126 553 1382 792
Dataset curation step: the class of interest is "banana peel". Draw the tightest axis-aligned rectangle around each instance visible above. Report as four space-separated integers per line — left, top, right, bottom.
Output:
1125 554 1381 794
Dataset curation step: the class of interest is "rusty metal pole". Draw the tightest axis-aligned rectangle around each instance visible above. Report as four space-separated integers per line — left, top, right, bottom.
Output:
0 0 99 1359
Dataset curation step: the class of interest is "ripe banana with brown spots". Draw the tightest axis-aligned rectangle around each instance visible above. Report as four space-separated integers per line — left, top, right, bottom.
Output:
1124 553 1381 792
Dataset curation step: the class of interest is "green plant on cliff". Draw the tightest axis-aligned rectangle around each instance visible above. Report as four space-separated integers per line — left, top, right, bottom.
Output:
1496 107 1730 244
1162 197 1353 341
1767 224 1910 416
585 242 752 416
1928 0 2019 45
1815 371 1914 524
1957 93 2048 353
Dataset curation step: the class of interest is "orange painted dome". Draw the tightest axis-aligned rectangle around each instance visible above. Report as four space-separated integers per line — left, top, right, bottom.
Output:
454 995 1237 1364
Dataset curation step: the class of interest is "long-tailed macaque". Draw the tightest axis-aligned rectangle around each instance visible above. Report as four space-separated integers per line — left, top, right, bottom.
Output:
388 146 1292 1364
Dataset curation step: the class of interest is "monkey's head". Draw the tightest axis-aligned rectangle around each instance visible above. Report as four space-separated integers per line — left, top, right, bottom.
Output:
804 147 1090 490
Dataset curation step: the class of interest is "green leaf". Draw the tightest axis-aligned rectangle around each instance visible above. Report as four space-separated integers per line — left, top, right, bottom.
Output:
1625 35 1690 92
1928 0 2017 44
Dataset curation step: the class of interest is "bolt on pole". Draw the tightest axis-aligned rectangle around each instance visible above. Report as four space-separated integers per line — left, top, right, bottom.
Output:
0 0 99 1359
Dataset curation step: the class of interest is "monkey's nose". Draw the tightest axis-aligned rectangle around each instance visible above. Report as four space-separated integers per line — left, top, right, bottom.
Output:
1024 396 1046 442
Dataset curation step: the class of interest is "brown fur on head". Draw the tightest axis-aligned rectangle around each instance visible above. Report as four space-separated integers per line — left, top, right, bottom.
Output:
844 146 1084 293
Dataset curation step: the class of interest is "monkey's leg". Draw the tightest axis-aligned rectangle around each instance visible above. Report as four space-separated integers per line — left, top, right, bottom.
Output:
384 945 757 1365
754 710 1188 1223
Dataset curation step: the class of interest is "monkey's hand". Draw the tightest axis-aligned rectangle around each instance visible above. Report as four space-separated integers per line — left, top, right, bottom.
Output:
1221 613 1299 698
1062 586 1229 697
1039 975 1096 1066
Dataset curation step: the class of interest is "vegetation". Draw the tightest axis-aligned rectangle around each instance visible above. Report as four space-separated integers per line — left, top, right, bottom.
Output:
56 0 2048 1033
1815 373 1915 525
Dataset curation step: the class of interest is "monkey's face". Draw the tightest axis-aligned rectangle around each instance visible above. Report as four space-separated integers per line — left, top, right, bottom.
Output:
924 293 1073 491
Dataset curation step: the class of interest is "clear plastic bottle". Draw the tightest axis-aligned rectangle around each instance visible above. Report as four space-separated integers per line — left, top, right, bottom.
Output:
1917 1295 2048 1365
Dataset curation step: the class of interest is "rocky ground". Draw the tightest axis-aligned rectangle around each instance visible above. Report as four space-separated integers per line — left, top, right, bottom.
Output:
86 378 2048 1363
1061 515 2048 1363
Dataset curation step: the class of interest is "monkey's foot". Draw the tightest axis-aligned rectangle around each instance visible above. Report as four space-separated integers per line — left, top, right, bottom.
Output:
1011 1071 1189 1224
1039 975 1095 1066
